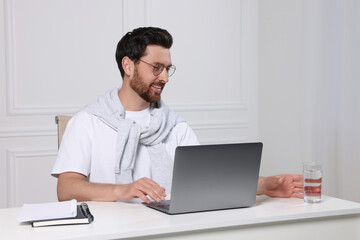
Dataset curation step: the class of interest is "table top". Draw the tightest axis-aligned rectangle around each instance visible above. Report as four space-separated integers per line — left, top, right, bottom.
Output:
1 195 359 240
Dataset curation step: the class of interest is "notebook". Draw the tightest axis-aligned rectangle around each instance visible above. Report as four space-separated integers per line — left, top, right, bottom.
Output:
18 200 94 227
143 142 263 214
31 203 94 227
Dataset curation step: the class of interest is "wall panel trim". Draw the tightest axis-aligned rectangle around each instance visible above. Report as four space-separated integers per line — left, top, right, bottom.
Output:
0 127 56 138
6 147 58 207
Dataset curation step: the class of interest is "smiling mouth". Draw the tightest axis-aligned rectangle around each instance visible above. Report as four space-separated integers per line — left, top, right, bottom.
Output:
151 84 163 94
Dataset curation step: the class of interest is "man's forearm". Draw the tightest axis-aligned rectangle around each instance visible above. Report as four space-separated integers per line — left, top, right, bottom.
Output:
57 172 166 203
257 177 266 195
57 173 122 202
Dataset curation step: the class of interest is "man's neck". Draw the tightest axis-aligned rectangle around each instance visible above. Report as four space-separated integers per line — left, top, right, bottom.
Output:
118 85 150 111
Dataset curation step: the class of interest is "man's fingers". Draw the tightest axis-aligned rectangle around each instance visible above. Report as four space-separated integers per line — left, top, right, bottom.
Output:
129 184 162 203
135 190 151 204
121 178 166 203
144 187 165 202
134 178 166 202
141 179 166 200
291 192 304 199
293 181 304 188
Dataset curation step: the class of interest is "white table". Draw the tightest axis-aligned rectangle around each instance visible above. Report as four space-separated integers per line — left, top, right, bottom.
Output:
1 196 359 240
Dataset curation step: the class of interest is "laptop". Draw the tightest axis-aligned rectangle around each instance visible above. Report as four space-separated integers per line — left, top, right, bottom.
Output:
143 142 263 215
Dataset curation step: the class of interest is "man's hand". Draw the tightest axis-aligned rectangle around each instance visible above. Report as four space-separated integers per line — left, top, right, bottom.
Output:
57 173 166 203
117 177 166 204
257 174 304 198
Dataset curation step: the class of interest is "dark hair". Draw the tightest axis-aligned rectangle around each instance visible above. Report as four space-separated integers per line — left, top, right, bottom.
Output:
115 27 173 78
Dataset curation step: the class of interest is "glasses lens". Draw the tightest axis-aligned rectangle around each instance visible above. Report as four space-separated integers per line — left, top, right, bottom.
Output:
168 66 176 77
150 63 176 77
153 65 164 76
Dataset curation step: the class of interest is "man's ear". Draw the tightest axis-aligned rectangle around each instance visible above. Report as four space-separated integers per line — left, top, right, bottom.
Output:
122 56 134 77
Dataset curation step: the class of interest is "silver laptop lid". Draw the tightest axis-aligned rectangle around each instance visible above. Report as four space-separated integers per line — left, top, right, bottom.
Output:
169 142 263 214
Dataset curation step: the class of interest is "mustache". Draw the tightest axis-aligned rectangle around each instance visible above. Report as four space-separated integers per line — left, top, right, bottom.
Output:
150 80 166 87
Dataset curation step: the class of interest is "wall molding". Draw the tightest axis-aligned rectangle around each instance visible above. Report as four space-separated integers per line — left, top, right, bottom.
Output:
0 119 247 138
200 137 248 145
6 147 58 208
4 0 124 116
4 0 247 116
170 103 245 112
190 121 248 130
4 0 84 117
4 0 15 116
2 0 255 150
4 102 245 116
6 104 83 116
4 101 245 116
122 0 128 34
0 127 56 138
144 0 151 26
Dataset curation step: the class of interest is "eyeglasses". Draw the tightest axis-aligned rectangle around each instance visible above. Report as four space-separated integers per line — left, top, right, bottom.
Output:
138 59 176 77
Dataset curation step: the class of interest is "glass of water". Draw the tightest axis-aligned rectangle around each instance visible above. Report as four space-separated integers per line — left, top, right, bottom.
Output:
303 162 322 203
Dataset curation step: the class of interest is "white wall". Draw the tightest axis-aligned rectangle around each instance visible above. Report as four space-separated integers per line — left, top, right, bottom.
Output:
259 0 360 203
0 0 258 208
2 0 358 208
258 0 304 177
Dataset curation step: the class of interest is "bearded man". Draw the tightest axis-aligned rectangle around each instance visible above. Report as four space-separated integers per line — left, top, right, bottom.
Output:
52 27 303 204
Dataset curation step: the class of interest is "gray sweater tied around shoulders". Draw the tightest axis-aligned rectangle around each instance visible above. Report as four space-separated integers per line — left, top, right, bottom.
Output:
81 87 184 192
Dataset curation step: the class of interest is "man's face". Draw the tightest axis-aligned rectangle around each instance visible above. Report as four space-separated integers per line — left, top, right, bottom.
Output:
130 45 172 103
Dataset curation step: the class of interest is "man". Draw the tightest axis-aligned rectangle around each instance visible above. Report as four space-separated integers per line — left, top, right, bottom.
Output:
52 27 303 204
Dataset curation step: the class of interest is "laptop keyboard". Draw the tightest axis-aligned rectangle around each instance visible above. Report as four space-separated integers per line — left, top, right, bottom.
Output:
156 204 170 210
147 200 171 211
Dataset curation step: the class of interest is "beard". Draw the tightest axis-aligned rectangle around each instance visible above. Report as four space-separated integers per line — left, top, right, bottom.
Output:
130 68 164 103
